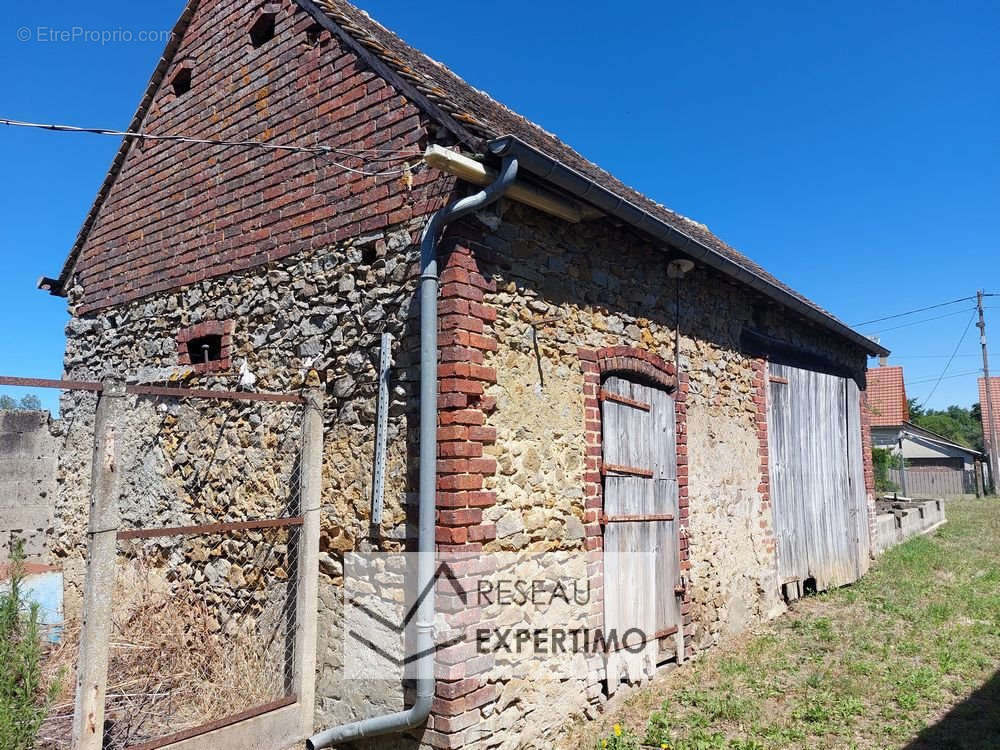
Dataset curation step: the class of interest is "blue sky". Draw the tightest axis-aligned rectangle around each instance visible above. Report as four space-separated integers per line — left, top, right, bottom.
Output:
2 0 998 415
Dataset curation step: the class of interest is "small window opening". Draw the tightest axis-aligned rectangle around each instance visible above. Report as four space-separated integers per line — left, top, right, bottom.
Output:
305 23 325 48
361 246 378 266
188 334 223 365
171 67 192 97
249 12 277 48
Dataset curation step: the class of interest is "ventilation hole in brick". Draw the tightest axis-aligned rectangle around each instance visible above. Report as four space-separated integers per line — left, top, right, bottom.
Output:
249 12 277 48
171 66 192 97
305 22 325 48
188 334 223 365
361 246 377 266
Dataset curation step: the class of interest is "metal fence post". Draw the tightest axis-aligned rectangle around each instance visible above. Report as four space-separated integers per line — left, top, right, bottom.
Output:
294 387 323 737
72 379 126 750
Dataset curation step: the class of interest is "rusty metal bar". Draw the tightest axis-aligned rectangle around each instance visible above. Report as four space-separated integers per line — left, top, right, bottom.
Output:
601 463 654 479
769 376 790 385
124 696 297 750
126 384 304 403
116 516 304 540
606 625 679 652
0 375 102 392
599 389 651 411
600 512 675 524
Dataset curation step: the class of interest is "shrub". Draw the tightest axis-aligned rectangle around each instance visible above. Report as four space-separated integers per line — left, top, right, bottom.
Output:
872 447 903 493
0 541 56 750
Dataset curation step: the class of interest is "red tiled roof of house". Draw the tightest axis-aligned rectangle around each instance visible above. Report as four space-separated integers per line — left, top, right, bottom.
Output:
866 366 908 426
977 377 1000 453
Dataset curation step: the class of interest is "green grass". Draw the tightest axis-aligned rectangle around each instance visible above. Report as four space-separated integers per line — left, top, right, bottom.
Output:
575 498 1000 749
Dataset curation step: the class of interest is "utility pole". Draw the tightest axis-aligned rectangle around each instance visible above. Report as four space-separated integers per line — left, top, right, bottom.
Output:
977 290 999 495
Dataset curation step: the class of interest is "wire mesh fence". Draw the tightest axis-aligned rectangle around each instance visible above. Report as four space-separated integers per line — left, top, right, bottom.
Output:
3 376 319 750
103 394 305 748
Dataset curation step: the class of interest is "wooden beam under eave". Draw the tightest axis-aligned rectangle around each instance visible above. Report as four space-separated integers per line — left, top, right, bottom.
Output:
424 144 605 224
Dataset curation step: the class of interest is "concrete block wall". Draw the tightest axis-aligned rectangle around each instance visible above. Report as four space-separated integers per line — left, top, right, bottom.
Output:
0 410 57 562
875 499 946 555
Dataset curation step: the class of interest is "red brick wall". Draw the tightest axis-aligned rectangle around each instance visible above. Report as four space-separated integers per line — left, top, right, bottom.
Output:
70 0 446 315
427 230 503 748
753 359 777 571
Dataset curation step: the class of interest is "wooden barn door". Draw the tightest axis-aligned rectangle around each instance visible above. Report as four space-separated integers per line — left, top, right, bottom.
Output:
768 364 870 595
601 375 682 690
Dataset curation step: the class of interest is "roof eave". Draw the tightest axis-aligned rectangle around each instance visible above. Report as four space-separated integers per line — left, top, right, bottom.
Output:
488 135 890 358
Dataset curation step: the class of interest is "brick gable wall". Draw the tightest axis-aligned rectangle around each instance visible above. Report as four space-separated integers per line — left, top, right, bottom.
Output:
69 0 446 315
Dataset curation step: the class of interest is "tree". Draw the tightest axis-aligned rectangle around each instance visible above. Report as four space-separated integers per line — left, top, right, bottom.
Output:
907 401 984 453
0 395 43 413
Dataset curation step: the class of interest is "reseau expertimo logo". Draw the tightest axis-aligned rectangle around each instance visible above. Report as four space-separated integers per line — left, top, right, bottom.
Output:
343 551 656 679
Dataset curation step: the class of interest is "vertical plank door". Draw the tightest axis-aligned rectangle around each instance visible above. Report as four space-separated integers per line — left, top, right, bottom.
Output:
601 375 681 692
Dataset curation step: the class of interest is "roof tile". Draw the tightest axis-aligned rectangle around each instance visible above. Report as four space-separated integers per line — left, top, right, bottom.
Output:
866 366 908 426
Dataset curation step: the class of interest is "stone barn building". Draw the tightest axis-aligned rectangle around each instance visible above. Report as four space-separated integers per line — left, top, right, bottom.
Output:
40 0 887 748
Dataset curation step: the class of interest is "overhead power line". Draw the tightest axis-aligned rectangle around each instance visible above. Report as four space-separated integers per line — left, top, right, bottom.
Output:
867 307 977 334
0 116 422 176
906 369 982 386
916 313 977 405
853 296 975 327
887 354 981 359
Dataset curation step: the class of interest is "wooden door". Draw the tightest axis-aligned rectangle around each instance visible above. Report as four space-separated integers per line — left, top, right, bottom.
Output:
601 375 681 689
768 363 870 595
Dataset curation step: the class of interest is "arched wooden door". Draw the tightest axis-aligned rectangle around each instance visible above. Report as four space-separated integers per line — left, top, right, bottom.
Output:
601 374 682 689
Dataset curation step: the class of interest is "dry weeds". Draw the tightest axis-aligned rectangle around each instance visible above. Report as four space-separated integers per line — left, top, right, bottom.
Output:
37 556 287 749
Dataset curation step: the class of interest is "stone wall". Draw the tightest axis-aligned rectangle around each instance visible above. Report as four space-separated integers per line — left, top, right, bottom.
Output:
416 202 870 748
0 410 57 563
56 199 875 750
57 221 429 733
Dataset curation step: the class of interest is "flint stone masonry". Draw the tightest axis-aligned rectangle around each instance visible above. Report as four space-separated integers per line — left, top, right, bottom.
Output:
57 223 427 731
0 411 57 563
410 202 871 747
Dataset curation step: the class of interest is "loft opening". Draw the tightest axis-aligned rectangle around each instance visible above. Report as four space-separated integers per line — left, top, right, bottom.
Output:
188 334 223 365
249 10 277 47
171 66 192 97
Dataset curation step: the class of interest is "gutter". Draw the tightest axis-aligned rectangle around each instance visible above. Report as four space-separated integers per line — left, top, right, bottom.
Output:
307 156 520 750
486 136 889 359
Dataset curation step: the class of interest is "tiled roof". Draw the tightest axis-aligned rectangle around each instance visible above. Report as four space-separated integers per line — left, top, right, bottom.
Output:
977 377 1000 452
311 0 863 343
866 366 908 426
50 0 884 357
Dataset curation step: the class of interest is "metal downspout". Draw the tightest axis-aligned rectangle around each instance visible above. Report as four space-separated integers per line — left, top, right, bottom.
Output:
307 155 519 750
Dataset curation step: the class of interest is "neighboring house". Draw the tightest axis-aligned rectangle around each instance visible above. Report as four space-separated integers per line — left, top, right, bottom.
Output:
869 362 984 496
978 376 1000 479
39 1 887 747
866 362 909 430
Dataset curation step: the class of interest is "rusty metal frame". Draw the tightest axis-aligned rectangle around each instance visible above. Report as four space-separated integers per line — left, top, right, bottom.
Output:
599 512 674 525
601 463 654 478
124 696 297 750
117 516 304 541
598 389 651 411
0 375 305 403
126 384 304 404
0 375 102 391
